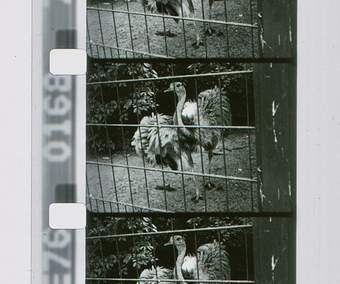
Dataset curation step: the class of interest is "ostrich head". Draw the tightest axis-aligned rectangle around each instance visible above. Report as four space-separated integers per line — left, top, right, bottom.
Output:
164 235 186 252
164 82 186 99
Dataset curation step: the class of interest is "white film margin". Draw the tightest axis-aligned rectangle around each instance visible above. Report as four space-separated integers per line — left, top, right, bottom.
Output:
49 203 86 229
49 49 87 75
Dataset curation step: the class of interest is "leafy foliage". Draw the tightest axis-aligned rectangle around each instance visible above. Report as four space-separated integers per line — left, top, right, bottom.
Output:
87 217 159 280
87 63 159 154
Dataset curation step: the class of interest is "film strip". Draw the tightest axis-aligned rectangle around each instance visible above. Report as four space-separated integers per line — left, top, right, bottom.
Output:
31 0 296 283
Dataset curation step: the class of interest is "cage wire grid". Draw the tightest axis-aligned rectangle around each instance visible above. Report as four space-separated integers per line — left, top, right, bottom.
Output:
86 223 254 283
86 0 258 59
86 68 257 213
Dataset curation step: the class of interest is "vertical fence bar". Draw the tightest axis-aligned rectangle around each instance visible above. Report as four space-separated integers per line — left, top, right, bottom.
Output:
96 3 107 58
245 75 254 211
161 10 169 57
131 216 140 281
249 0 255 58
113 228 123 284
95 44 100 58
200 0 208 57
125 0 135 58
217 229 223 280
86 14 94 57
115 84 135 212
179 0 188 57
244 229 249 280
170 219 178 280
98 84 121 213
152 233 160 282
223 0 230 57
193 224 201 280
171 65 187 211
111 2 121 58
142 5 152 55
217 72 229 211
98 238 105 276
86 168 93 212
132 79 151 209
193 69 207 211
89 126 107 212
150 79 169 211
94 198 99 212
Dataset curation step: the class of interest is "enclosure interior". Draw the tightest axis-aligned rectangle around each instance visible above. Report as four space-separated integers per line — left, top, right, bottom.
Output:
86 215 254 282
86 61 258 213
87 0 259 59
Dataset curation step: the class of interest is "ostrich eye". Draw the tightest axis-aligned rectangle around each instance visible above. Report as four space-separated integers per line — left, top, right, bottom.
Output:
176 83 181 87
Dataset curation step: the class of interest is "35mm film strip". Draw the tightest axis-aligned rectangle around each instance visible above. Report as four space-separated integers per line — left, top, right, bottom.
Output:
31 0 296 283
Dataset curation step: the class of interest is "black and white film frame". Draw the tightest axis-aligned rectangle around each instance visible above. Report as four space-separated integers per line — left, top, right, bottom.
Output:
32 0 86 283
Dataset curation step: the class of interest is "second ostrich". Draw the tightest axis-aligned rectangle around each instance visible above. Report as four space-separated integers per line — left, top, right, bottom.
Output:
164 82 232 192
164 235 231 282
141 0 203 48
131 82 231 202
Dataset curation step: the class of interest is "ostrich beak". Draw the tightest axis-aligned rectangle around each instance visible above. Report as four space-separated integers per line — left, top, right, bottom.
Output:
163 83 175 93
163 237 174 246
163 87 173 94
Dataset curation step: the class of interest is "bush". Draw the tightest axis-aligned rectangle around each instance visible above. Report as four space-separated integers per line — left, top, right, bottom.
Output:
87 62 158 154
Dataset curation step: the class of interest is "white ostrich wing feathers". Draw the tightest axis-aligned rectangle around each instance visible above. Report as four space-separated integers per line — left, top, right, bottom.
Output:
182 255 197 275
182 101 198 125
142 0 194 18
138 266 174 284
131 114 173 158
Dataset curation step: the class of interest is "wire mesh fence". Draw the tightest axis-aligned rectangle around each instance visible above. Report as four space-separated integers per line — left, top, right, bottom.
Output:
86 62 257 213
86 0 259 58
86 216 254 283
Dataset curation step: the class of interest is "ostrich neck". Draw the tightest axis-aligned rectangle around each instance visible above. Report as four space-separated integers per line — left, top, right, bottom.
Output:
175 246 187 284
176 92 191 137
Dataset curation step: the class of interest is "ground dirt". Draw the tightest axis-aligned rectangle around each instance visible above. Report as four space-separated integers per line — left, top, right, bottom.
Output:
86 132 258 213
87 0 258 58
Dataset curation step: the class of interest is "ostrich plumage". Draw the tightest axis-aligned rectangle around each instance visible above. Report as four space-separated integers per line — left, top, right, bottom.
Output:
167 82 232 195
131 113 196 171
165 235 231 282
131 82 232 202
138 266 174 284
141 0 203 47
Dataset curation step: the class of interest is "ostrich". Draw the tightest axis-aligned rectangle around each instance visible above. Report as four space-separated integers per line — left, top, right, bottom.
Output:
164 82 232 192
131 112 197 194
164 235 231 281
131 82 231 202
141 0 203 48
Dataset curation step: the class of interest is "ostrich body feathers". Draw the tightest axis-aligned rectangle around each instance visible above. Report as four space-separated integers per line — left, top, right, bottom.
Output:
142 0 194 22
131 113 196 170
138 266 174 284
175 241 231 282
178 242 231 281
181 86 232 152
195 241 231 281
131 86 232 172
